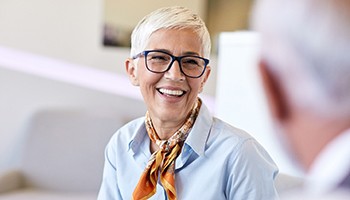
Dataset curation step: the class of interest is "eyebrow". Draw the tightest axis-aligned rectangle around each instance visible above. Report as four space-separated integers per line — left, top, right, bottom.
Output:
152 48 200 56
182 51 200 56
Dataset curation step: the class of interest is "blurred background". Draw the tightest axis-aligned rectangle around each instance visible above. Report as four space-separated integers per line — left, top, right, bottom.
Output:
0 0 301 199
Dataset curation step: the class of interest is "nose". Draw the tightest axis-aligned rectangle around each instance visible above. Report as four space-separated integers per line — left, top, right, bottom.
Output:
164 60 185 81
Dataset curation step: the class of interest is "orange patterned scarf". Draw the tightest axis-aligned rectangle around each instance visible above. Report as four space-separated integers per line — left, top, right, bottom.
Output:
132 98 201 200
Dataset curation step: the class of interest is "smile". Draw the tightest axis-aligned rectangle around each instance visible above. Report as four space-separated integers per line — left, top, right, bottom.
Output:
158 88 185 97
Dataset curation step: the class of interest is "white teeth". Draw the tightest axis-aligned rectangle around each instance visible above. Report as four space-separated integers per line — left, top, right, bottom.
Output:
159 88 184 96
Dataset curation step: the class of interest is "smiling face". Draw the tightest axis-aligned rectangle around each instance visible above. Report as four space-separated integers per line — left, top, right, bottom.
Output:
126 28 210 134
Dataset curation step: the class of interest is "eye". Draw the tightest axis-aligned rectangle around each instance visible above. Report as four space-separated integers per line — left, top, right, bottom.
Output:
148 52 170 62
182 57 200 66
150 55 166 60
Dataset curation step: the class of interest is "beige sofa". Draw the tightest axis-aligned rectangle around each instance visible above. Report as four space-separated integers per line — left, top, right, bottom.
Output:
0 108 129 199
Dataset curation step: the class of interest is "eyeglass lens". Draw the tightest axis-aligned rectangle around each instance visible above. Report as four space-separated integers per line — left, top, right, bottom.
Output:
145 51 206 77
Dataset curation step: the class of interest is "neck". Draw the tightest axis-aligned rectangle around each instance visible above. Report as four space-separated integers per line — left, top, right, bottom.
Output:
146 98 200 142
286 111 350 170
151 118 185 140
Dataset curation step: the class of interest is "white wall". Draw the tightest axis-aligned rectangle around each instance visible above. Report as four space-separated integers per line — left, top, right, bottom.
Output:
215 32 302 176
0 0 109 70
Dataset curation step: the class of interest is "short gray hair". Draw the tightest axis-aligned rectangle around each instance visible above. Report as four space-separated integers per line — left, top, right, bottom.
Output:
252 0 350 117
130 6 211 59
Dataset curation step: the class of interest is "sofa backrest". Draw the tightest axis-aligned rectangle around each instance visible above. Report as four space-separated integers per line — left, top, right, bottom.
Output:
18 108 126 193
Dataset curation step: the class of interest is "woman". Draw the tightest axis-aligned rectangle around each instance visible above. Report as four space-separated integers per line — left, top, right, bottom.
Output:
98 6 278 200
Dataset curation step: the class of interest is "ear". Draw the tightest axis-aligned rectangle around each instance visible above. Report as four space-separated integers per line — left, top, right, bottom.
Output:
258 60 289 121
125 58 139 86
199 66 211 93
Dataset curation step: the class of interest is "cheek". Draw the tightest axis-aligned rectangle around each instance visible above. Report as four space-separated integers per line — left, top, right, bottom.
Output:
137 70 162 87
188 80 203 93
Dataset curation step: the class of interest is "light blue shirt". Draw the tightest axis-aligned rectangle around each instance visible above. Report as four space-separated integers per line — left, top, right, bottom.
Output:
98 103 278 200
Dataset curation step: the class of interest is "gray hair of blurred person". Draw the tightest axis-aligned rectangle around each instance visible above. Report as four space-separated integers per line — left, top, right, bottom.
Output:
130 6 211 59
251 0 350 118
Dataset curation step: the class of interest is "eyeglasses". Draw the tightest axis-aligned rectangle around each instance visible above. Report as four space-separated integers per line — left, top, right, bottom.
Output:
132 50 209 78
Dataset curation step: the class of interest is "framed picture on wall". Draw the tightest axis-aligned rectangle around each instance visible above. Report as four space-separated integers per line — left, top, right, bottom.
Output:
102 0 206 47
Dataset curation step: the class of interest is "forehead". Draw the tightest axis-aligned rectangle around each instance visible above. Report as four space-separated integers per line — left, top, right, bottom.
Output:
145 28 203 55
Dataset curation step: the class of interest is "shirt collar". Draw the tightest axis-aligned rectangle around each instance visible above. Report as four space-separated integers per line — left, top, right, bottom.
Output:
128 119 148 155
306 128 350 193
184 103 213 156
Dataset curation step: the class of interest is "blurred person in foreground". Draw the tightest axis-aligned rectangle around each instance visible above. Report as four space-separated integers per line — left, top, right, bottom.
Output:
252 0 350 197
98 6 278 200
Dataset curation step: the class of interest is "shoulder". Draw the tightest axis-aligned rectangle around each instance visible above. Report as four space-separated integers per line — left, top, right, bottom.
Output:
194 103 261 153
197 102 253 142
209 117 276 166
210 117 255 147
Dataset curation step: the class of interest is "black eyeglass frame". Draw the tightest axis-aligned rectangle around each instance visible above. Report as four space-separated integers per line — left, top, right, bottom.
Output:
132 50 210 78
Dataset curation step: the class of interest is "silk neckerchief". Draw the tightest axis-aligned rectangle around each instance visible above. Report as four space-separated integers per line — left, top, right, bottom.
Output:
132 98 201 200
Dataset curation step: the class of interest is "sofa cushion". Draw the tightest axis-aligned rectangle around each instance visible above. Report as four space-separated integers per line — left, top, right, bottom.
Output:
18 108 125 193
